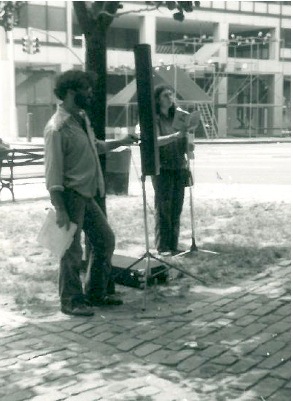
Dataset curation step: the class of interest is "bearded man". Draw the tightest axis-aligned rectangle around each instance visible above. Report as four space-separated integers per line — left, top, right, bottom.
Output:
44 70 136 316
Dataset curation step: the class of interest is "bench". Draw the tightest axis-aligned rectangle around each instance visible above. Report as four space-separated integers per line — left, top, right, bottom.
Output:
0 147 45 201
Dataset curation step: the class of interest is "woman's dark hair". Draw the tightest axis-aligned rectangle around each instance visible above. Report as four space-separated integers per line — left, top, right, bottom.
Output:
154 84 176 118
54 69 97 101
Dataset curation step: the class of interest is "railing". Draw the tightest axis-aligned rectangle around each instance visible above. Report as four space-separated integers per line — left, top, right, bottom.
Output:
227 104 290 138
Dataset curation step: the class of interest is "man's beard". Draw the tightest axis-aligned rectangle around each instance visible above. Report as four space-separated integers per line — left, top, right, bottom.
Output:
74 93 92 110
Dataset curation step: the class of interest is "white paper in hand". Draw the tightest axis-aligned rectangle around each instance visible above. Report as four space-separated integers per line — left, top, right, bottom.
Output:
172 108 201 131
37 209 77 258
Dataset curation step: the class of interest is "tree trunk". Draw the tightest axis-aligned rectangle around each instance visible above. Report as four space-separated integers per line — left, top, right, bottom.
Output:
85 27 107 212
73 1 120 141
86 27 107 142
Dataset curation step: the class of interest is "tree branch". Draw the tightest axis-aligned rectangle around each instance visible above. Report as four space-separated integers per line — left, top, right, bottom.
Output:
73 2 93 36
95 4 159 20
96 1 121 29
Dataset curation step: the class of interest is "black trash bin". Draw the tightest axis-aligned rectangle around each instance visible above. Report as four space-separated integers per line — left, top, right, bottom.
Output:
105 147 131 195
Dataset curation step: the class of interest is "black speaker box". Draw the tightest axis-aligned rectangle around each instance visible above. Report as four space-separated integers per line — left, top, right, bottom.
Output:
134 44 160 176
111 254 168 289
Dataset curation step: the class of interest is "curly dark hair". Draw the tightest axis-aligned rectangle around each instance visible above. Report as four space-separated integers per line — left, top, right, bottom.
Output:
54 69 97 101
154 84 176 118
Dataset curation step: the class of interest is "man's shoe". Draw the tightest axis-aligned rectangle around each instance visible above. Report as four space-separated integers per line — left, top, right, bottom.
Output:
61 304 94 316
90 295 123 306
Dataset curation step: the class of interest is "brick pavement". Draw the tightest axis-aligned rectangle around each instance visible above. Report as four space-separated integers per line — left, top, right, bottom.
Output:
0 260 290 401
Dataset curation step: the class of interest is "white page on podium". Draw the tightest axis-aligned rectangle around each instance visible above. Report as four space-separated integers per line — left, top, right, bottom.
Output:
37 209 77 258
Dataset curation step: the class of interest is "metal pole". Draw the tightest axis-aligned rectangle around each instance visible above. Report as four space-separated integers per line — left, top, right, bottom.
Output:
141 175 151 311
172 40 177 95
249 42 253 138
280 38 285 137
26 112 33 142
212 63 216 137
81 34 86 71
126 104 129 131
7 30 18 138
186 140 197 252
256 43 260 136
249 75 253 138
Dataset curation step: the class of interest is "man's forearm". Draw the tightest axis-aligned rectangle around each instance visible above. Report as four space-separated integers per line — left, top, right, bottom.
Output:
50 189 66 211
95 139 125 154
96 133 137 154
103 139 125 153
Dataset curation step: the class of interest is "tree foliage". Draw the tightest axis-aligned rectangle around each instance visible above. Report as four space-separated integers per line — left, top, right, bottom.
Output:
147 1 200 21
0 1 24 31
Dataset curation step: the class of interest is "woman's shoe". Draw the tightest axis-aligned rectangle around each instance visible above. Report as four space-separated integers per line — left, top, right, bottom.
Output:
61 303 94 316
90 295 124 306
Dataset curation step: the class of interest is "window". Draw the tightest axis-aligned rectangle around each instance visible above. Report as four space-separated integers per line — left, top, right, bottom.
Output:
107 28 139 51
240 2 254 12
18 3 66 31
226 1 239 11
254 2 268 13
72 9 83 46
268 3 281 14
212 1 225 9
48 7 66 31
281 29 291 48
157 31 186 45
18 4 46 30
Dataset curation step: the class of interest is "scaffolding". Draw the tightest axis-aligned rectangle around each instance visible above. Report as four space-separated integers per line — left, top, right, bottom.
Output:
106 35 289 139
168 37 218 138
106 64 217 138
164 35 289 138
226 35 287 137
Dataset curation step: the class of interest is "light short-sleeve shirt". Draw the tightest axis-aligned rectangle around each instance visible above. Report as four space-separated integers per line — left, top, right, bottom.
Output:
44 105 105 198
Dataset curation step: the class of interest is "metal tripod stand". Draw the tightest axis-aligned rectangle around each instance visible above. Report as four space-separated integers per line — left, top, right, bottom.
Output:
176 137 219 258
126 174 205 311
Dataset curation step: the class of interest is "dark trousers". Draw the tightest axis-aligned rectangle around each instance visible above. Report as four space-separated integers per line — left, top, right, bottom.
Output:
151 169 185 252
86 193 116 295
60 189 115 307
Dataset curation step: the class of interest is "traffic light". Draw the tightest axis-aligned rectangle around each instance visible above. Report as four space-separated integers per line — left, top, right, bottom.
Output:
32 37 40 54
22 36 30 53
173 11 184 21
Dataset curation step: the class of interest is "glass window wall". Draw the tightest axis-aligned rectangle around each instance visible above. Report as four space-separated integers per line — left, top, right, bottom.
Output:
18 3 66 32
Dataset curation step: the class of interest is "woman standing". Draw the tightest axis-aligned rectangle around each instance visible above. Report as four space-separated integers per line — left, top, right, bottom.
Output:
152 84 191 256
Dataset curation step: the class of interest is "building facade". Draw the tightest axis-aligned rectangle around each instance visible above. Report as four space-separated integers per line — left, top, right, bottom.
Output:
0 1 291 139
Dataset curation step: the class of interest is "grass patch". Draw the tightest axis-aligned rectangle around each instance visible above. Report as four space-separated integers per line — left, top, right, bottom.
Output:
0 194 290 311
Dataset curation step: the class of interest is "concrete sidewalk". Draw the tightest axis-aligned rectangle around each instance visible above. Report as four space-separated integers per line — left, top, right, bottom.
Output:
0 258 290 401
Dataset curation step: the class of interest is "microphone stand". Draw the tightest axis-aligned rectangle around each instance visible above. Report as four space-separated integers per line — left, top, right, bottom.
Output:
176 131 219 258
123 172 205 311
